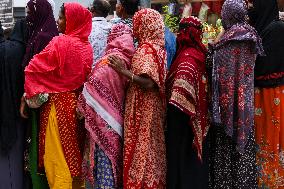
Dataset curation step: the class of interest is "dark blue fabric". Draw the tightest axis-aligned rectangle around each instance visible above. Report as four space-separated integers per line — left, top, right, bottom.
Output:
94 147 115 189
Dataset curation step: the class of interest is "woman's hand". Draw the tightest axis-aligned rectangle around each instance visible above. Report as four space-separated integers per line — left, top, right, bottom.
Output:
76 108 84 120
20 96 29 119
108 55 126 74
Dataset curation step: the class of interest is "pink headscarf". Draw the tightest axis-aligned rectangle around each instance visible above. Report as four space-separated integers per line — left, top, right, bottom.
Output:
78 23 135 187
24 3 93 98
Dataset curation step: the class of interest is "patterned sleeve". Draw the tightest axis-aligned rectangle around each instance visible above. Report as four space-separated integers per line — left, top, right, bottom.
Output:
168 58 199 116
77 92 87 117
132 46 164 89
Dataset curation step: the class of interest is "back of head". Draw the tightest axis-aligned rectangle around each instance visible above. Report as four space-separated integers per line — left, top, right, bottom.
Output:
221 0 247 30
248 0 279 33
10 19 27 44
92 0 111 18
105 23 135 61
64 2 92 40
47 0 55 12
120 0 139 16
177 17 206 53
133 8 165 46
26 0 55 30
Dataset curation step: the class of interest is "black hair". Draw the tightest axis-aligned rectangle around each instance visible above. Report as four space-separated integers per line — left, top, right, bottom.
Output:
92 0 111 18
60 3 65 15
120 0 139 16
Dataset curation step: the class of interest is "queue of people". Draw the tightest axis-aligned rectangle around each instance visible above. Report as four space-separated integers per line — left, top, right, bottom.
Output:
0 0 283 188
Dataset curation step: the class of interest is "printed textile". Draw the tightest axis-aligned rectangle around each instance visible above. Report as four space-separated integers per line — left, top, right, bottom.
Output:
166 17 209 160
78 23 135 188
89 17 112 66
255 86 284 188
123 9 167 189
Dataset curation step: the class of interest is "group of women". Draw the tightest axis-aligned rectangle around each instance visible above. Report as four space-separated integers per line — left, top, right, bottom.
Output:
0 0 283 188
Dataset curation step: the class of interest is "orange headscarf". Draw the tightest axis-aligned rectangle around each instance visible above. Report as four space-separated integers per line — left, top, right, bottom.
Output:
24 3 93 98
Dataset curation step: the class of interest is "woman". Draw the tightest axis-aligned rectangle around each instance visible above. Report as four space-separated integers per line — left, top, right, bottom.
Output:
24 3 92 188
108 8 167 189
249 0 284 187
166 16 210 189
23 0 58 68
0 20 26 189
209 0 263 188
78 23 135 188
20 0 58 188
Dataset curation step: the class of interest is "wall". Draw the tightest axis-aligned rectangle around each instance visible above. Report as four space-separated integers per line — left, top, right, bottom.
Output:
14 0 26 7
12 0 93 17
54 0 92 17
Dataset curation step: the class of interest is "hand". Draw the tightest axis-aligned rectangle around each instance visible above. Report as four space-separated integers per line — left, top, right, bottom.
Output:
108 55 126 74
280 12 284 21
76 108 84 120
20 96 29 119
212 29 225 44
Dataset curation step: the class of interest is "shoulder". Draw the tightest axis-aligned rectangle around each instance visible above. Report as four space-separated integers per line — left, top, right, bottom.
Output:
263 20 284 40
36 32 57 43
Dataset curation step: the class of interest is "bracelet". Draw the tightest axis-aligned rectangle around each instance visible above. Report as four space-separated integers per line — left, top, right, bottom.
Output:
131 73 134 83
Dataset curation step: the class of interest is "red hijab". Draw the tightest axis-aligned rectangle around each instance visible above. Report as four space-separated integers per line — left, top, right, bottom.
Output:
167 17 209 160
24 3 93 98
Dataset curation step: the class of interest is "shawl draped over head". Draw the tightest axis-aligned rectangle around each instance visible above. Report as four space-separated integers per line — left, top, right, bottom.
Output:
133 8 167 104
249 0 284 87
79 23 135 187
248 0 279 33
166 16 209 160
0 20 26 153
23 0 58 67
212 0 263 153
24 3 93 98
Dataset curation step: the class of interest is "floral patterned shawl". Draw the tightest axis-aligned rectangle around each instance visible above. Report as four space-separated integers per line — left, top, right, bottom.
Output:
212 0 263 153
78 23 135 187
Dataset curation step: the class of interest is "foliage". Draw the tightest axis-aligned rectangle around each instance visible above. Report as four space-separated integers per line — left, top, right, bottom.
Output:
162 5 180 33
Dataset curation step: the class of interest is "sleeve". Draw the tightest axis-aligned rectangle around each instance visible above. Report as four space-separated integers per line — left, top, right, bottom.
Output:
25 37 60 73
168 58 199 116
132 46 165 89
25 93 49 108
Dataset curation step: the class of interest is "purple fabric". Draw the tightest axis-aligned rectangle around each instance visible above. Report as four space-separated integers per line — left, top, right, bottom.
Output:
219 0 263 54
212 0 263 153
23 0 58 67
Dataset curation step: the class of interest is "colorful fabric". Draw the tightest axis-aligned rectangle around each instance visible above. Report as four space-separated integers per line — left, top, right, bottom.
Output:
209 125 258 189
29 111 49 189
166 16 209 160
23 0 58 67
255 87 284 188
123 9 167 188
94 147 115 189
212 0 263 153
39 92 85 177
78 23 135 187
24 2 93 98
111 18 133 30
44 103 73 189
89 17 112 66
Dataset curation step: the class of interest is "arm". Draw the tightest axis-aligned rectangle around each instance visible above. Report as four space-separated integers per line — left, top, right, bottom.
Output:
108 55 157 90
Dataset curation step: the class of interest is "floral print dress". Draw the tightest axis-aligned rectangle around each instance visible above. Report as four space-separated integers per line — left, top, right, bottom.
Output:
255 86 284 188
